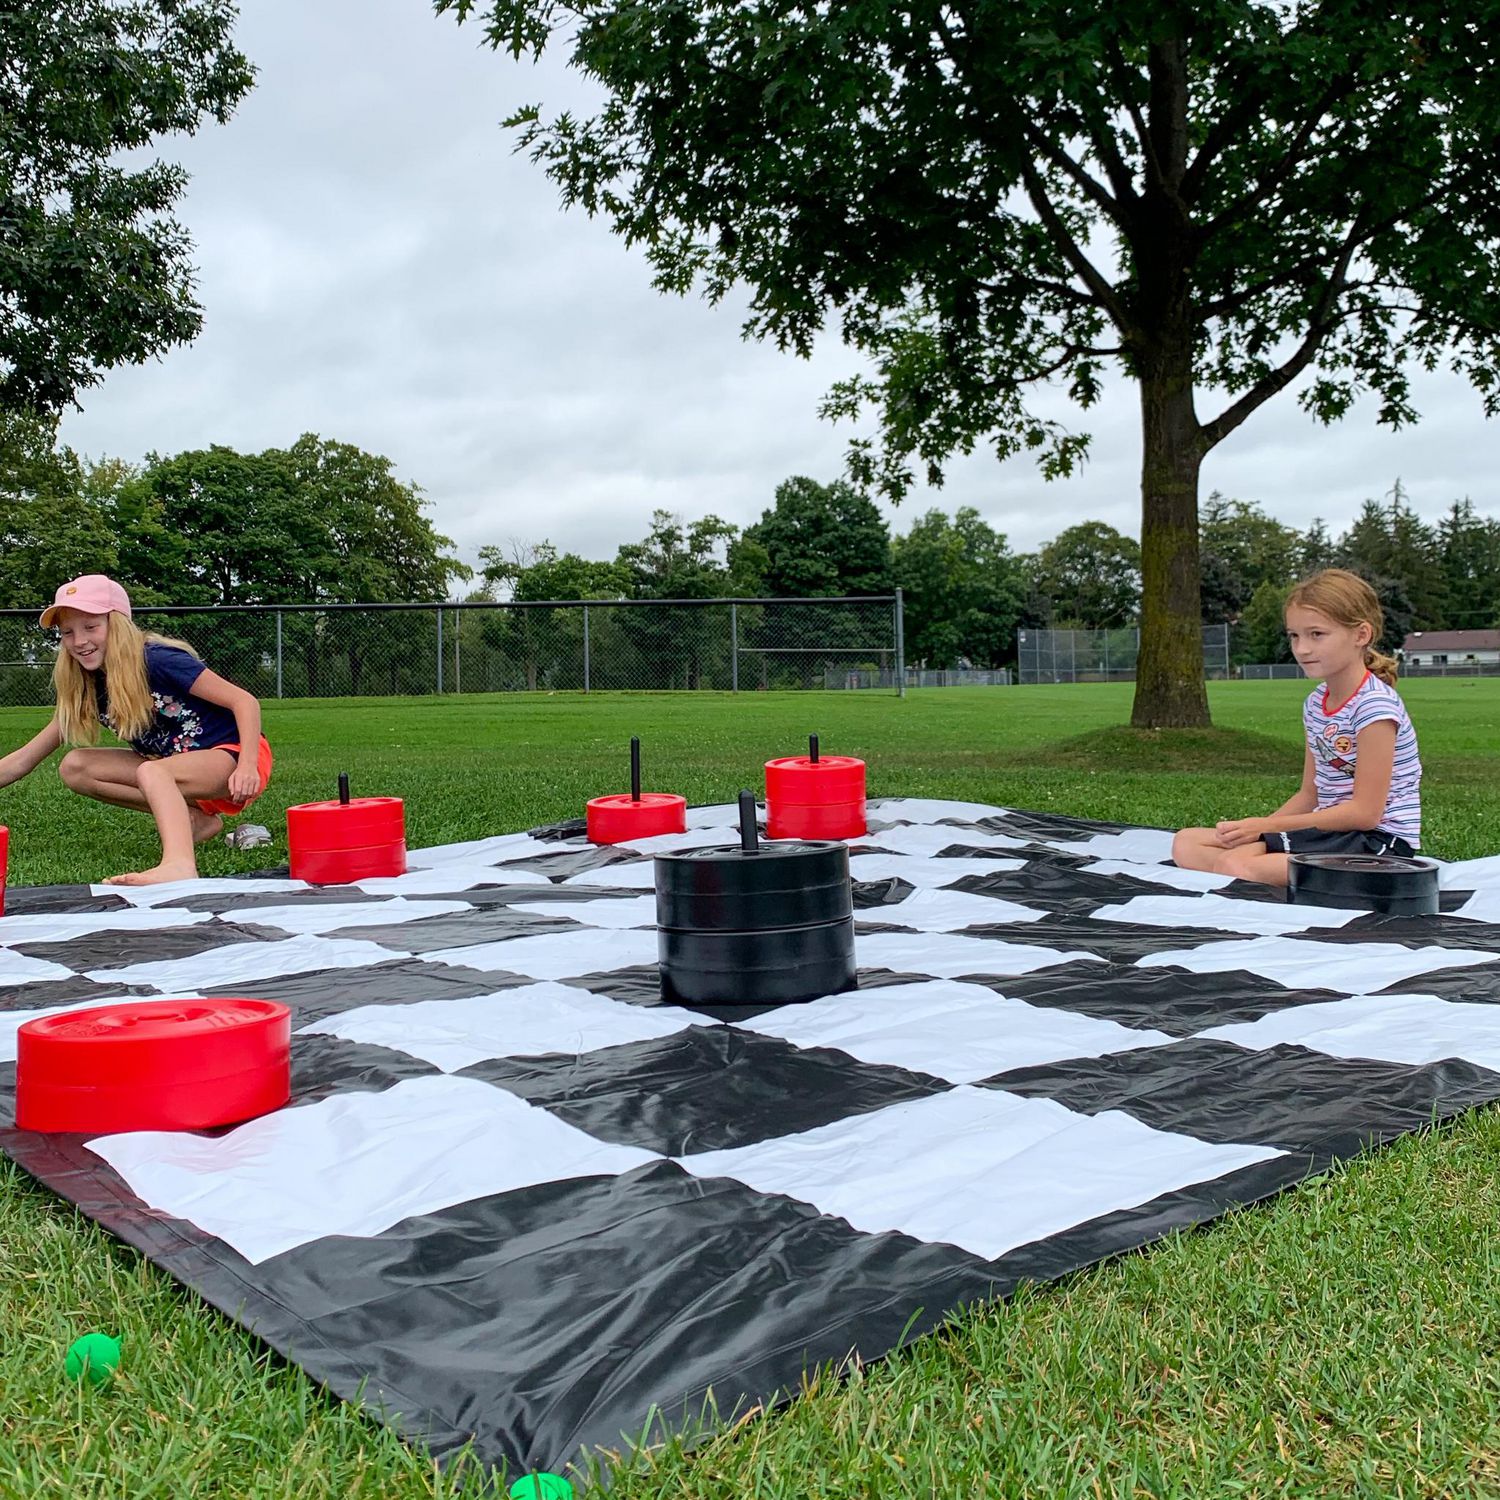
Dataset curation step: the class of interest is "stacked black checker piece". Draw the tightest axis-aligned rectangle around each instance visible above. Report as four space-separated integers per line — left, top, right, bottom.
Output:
4 797 1500 1484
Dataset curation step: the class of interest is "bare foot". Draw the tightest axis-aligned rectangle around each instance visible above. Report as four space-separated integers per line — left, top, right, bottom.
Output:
104 860 199 887
190 808 224 844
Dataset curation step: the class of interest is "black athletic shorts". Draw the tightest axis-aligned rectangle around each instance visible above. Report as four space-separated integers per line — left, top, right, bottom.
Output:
1260 827 1418 858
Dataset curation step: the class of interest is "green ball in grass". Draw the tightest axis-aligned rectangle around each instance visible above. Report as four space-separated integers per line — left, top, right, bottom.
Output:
65 1332 121 1386
507 1475 573 1500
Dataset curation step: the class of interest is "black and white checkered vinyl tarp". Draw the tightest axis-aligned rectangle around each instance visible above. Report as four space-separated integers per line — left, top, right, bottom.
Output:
5 798 1500 1480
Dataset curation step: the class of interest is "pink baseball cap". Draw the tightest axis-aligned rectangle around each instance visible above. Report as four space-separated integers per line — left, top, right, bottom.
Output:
39 575 132 628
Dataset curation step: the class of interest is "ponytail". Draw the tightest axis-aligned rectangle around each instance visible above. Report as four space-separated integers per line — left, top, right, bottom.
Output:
1365 646 1399 687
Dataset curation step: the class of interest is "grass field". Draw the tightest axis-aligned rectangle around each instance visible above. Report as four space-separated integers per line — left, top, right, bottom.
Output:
4 681 1500 1497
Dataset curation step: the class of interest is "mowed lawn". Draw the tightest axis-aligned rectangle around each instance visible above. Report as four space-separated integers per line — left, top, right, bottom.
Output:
3 680 1500 1497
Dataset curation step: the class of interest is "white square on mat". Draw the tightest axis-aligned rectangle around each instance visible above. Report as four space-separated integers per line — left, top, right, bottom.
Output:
425 927 661 982
676 1086 1281 1263
846 853 1026 888
0 907 210 948
1080 860 1233 892
1136 936 1498 992
560 863 657 891
872 798 1012 823
1052 829 1177 864
90 877 315 908
737 980 1173 1083
1089 893 1361 937
299 982 702 1070
1202 991 1500 1071
855 931 1101 979
855 888 1044 933
218 899 471 937
866 825 1030 858
85 934 406 992
510 896 657 930
87 1074 660 1265
0 951 75 986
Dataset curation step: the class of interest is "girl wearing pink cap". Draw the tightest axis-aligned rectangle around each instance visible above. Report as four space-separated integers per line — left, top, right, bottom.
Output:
0 574 273 885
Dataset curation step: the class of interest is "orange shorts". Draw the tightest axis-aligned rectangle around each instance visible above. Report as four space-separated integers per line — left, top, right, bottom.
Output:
196 736 274 816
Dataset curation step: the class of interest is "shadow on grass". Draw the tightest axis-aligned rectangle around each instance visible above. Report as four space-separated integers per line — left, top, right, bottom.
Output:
1010 724 1299 775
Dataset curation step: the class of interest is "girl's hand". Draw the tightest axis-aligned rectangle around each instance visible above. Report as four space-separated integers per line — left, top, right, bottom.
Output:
1214 817 1272 848
228 762 262 805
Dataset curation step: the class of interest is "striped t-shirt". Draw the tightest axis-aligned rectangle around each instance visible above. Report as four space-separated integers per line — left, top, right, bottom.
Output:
1303 673 1422 846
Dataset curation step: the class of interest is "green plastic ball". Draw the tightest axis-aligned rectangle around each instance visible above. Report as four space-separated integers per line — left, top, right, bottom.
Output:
65 1332 121 1386
507 1475 573 1500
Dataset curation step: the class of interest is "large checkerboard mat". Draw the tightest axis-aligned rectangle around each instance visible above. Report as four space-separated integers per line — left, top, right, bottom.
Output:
5 797 1500 1480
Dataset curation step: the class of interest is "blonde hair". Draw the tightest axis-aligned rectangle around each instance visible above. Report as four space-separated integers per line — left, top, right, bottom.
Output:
52 612 200 745
1285 568 1399 686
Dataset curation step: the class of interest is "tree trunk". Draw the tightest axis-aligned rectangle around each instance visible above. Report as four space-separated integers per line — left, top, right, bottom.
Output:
1131 341 1210 728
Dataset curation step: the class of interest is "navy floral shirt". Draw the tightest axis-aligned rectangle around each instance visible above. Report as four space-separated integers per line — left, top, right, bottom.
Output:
97 643 240 758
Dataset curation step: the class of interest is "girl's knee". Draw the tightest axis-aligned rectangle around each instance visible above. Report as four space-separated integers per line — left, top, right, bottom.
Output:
1172 827 1215 869
134 757 172 789
58 749 89 791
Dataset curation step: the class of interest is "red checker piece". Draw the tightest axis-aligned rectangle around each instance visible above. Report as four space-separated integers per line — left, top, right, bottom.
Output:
287 795 407 882
586 792 688 845
16 997 291 1134
764 754 867 840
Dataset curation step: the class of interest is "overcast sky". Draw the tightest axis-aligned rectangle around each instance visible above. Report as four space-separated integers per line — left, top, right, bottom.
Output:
58 1 1498 585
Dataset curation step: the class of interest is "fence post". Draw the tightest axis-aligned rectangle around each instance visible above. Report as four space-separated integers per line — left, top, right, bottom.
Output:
583 605 591 693
894 588 906 698
454 608 461 694
730 602 739 692
275 611 283 700
436 606 444 695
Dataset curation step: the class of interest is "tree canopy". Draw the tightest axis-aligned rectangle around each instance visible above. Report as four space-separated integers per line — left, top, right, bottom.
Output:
1 2 254 414
442 0 1500 726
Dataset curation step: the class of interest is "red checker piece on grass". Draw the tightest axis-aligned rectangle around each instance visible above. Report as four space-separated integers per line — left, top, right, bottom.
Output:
764 754 867 840
287 795 407 883
16 997 291 1134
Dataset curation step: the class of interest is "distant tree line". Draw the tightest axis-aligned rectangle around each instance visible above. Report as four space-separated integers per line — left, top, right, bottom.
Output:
4 414 1495 677
479 476 1500 670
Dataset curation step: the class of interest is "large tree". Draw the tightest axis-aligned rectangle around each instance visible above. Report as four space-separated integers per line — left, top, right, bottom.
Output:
1 3 254 413
442 0 1500 726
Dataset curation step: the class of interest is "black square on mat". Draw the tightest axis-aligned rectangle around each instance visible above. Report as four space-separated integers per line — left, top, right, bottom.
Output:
0 977 152 1015
497 847 641 881
980 1036 1500 1158
1306 912 1500 955
160 887 401 914
976 810 1133 841
288 1034 442 1105
15 920 272 974
968 961 1350 1036
960 915 1249 965
457 1024 949 1155
0 885 130 915
329 907 579 954
198 958 530 1026
1374 962 1500 1003
947 864 1180 914
249 1163 1002 1476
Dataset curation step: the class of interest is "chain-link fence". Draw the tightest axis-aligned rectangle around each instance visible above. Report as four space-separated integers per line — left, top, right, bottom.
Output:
0 595 906 707
1239 662 1306 680
1015 623 1232 683
825 666 1012 689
